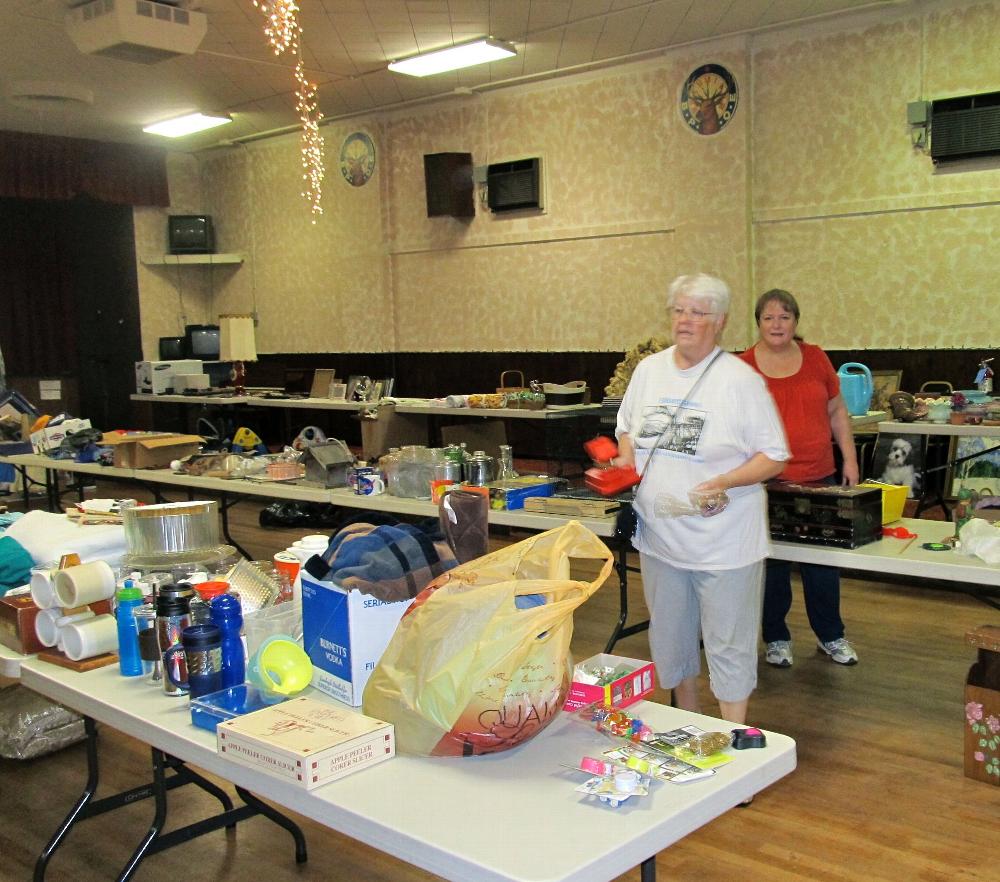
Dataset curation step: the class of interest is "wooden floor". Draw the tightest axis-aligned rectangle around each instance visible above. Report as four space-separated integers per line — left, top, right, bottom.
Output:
2 480 999 882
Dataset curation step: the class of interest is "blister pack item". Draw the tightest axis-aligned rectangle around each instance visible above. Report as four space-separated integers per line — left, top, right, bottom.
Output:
653 489 730 519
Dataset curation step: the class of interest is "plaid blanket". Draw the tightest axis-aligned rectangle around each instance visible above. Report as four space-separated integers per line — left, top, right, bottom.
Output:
303 521 457 603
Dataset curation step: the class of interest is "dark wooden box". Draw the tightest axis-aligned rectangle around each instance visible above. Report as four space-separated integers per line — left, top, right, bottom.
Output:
766 482 883 549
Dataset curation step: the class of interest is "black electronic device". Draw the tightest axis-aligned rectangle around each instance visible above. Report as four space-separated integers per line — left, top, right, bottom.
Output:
731 728 767 750
159 336 185 360
168 214 215 254
184 324 221 360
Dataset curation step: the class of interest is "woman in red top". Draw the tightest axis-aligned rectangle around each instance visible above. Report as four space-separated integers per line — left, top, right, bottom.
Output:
740 289 860 667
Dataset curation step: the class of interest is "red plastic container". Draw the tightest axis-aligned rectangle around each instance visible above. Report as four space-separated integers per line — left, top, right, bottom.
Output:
585 466 641 497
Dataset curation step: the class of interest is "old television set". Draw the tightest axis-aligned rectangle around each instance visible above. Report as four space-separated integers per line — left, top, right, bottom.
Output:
168 215 215 254
158 336 185 360
184 324 220 360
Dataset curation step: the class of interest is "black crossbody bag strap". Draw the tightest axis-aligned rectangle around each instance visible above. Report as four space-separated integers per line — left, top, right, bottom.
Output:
616 348 725 540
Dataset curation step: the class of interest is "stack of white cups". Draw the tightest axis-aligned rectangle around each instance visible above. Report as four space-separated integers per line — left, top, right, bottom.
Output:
31 561 119 661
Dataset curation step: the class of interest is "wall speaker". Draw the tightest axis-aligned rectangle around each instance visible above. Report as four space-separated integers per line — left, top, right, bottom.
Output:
423 152 475 218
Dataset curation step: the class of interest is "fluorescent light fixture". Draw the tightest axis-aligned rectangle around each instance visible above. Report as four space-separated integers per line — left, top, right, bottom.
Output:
388 38 515 77
143 112 232 138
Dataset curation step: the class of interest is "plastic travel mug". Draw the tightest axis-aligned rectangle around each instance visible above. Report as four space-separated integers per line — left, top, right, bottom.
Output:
164 624 223 698
61 614 118 661
53 561 117 608
156 593 192 696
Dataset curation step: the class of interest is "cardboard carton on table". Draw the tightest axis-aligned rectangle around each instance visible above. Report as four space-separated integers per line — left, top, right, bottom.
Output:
99 432 203 469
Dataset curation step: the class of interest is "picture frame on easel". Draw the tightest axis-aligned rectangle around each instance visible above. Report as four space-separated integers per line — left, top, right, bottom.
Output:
871 370 903 412
947 435 1000 499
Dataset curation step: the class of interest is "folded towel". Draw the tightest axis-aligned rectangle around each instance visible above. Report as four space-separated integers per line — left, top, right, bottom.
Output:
4 510 127 568
304 521 457 603
0 535 34 595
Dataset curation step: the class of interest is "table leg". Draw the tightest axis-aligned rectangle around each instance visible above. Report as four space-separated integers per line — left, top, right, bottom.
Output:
640 856 656 881
34 717 100 882
34 720 308 880
219 492 252 559
604 535 648 653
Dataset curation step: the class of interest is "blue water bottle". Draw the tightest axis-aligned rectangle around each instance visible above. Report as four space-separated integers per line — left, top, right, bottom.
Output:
115 585 145 677
210 593 245 688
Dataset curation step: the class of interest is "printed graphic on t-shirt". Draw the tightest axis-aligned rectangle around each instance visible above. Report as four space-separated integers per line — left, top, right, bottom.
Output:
636 404 706 457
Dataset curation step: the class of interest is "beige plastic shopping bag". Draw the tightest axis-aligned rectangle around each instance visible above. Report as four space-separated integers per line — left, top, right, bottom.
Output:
362 521 614 756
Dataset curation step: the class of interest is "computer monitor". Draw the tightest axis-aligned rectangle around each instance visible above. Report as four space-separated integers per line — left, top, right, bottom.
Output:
184 324 220 360
159 336 185 360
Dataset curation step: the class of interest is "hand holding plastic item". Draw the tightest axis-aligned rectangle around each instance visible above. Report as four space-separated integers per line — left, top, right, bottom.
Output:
653 488 730 518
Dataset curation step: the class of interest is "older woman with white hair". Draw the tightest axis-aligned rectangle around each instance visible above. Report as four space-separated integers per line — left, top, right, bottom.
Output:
613 273 789 725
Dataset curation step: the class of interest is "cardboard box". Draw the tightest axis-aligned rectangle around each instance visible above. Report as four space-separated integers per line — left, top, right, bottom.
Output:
0 592 112 655
30 418 92 454
135 360 204 395
564 653 656 711
301 572 410 706
217 696 394 789
100 432 203 469
359 404 428 460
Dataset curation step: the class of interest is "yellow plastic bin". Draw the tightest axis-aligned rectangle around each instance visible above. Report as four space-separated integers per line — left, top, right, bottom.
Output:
858 481 907 524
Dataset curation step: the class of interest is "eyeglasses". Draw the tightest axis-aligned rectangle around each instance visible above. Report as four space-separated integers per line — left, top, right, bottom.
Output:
670 306 716 322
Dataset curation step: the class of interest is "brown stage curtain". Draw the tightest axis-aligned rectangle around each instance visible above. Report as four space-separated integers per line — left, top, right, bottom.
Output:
0 130 169 206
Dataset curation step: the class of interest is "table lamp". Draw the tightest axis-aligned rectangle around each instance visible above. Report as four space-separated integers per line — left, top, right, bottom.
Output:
219 314 257 396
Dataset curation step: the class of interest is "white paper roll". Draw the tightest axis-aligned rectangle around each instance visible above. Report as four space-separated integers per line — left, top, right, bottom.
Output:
54 561 117 608
60 614 118 661
29 568 59 610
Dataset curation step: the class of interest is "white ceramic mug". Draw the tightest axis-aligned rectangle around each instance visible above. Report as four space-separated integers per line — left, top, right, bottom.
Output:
60 614 118 661
29 567 59 610
54 561 117 608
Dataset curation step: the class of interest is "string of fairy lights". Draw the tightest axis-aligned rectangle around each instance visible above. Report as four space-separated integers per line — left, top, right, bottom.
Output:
250 0 325 219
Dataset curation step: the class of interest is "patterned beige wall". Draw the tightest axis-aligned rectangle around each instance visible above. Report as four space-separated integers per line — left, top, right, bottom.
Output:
134 152 208 360
752 2 1000 348
136 1 1000 356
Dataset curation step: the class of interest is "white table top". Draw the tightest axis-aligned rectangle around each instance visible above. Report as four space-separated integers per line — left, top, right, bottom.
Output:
0 641 31 678
20 659 795 882
772 517 999 587
877 420 1000 438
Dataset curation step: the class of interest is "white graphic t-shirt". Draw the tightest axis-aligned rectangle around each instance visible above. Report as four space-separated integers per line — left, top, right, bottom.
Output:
616 346 789 570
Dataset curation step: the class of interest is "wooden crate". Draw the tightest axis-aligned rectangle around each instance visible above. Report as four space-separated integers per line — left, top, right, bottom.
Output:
964 626 1000 786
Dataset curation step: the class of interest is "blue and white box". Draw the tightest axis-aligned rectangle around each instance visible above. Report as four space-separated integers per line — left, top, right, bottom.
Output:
301 573 410 706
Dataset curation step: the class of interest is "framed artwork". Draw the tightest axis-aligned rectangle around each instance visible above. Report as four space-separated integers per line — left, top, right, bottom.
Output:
948 436 1000 498
346 375 371 402
366 380 384 402
871 370 903 411
872 432 923 498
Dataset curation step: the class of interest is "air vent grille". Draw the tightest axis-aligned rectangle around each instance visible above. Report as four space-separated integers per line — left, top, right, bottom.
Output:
930 91 1000 162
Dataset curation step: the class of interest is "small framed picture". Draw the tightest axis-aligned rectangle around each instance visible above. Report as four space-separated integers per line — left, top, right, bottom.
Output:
872 432 923 498
346 375 371 402
871 370 903 411
948 436 1000 498
366 380 384 402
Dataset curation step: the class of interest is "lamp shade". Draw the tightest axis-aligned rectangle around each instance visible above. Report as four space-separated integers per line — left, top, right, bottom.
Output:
219 314 257 362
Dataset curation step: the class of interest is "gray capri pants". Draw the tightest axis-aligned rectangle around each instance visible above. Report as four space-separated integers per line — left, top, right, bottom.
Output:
639 554 764 703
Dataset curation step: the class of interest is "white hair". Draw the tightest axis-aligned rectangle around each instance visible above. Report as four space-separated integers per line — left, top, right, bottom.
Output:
666 274 731 315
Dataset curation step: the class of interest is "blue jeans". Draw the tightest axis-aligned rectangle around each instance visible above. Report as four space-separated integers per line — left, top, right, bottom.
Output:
762 474 845 645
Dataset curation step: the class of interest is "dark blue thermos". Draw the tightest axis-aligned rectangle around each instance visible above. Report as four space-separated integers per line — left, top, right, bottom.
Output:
164 624 223 698
210 593 245 689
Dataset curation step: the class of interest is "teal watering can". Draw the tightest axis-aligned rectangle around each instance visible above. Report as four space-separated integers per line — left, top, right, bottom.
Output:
837 362 873 416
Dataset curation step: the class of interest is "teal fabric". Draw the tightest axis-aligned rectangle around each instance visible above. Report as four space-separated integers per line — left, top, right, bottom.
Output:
0 535 34 596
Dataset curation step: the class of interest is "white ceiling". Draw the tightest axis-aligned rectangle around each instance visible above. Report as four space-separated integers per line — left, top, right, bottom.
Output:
2 0 910 149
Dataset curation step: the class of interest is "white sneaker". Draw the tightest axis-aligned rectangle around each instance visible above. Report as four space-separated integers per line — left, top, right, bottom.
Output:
765 640 793 667
817 637 858 665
